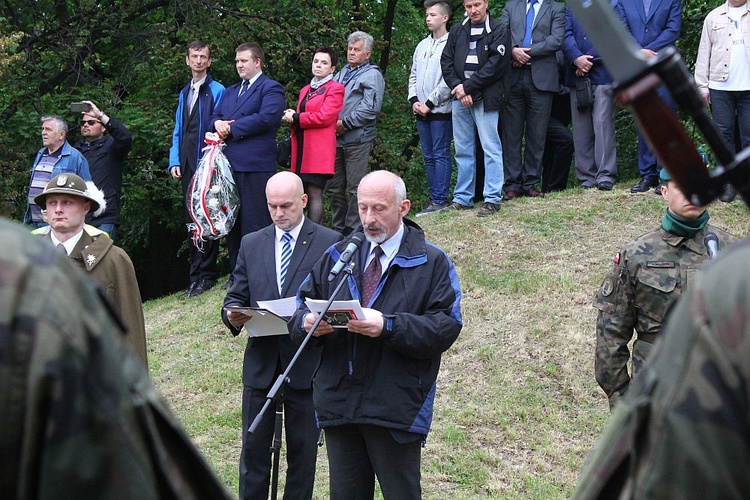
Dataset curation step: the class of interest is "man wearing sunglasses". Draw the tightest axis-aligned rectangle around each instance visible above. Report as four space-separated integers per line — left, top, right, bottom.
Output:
73 100 132 240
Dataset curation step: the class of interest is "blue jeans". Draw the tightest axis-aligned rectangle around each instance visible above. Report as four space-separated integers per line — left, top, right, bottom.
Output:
416 118 453 205
451 100 504 205
636 84 675 182
95 223 118 240
709 89 750 152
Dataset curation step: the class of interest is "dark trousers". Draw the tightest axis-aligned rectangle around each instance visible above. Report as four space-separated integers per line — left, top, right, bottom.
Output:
709 89 750 152
181 163 219 284
502 69 555 192
541 93 574 193
325 424 422 500
240 384 318 500
227 170 274 272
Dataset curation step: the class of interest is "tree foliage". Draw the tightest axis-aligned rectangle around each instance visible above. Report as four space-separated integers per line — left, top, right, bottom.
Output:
0 0 713 296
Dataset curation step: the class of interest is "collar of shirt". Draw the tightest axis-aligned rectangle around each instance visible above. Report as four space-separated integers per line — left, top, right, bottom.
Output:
275 219 304 246
192 75 207 91
43 147 64 158
244 71 263 89
51 229 84 256
364 222 405 274
527 0 541 14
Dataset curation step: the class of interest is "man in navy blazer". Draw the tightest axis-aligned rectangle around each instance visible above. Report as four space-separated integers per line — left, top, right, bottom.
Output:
212 42 285 280
616 0 681 193
222 171 341 499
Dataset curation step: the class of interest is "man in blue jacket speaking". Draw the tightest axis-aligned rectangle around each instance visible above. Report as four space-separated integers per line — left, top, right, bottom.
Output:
290 170 463 499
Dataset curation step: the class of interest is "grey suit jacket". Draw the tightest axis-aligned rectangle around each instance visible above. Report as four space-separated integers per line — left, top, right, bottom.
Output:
501 0 566 92
222 217 341 390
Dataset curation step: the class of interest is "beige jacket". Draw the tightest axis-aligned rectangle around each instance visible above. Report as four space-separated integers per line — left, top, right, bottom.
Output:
695 2 750 95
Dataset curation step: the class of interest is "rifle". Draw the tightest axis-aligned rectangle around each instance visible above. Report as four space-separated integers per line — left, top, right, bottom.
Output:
567 0 750 207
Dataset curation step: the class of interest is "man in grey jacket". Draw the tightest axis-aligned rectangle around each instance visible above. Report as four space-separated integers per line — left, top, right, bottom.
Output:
327 31 386 236
409 1 454 216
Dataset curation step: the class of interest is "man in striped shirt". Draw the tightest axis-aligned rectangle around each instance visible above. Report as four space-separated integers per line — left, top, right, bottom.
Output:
23 115 91 228
441 0 509 217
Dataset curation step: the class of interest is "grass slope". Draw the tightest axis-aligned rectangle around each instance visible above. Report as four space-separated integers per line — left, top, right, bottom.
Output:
144 185 750 498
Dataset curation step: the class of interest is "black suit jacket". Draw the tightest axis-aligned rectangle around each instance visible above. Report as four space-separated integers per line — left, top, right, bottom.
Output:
223 218 341 390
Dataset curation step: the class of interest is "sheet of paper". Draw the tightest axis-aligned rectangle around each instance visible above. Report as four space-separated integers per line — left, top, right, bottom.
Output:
257 296 297 317
224 306 288 337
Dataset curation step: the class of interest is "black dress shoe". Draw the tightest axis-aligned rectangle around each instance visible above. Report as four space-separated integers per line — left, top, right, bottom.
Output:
719 184 737 203
630 178 656 193
596 181 613 191
180 281 198 299
190 278 217 297
220 277 234 290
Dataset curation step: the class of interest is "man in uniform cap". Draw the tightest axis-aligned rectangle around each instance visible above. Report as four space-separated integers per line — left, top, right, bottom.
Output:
32 173 148 366
593 167 738 409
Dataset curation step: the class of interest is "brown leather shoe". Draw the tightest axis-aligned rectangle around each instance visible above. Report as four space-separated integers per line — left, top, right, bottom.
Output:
525 187 544 198
503 190 521 201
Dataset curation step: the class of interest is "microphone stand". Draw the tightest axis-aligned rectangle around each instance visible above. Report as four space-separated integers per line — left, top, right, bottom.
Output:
248 262 355 500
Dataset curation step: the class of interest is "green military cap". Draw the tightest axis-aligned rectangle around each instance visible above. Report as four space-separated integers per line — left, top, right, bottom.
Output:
34 173 101 213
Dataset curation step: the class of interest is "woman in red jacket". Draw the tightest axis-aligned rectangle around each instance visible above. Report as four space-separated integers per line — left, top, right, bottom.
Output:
282 47 345 224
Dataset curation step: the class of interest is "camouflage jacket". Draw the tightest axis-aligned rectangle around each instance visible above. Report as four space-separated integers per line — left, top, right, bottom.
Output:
593 223 737 407
575 238 750 499
0 218 233 499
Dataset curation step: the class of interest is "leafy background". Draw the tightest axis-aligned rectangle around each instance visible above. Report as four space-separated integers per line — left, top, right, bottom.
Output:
0 0 724 297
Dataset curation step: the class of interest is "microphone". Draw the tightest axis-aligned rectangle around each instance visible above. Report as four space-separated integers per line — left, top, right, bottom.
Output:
327 232 365 282
704 232 719 260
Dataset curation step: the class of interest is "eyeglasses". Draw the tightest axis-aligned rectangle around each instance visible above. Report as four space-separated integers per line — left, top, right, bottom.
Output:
80 120 100 126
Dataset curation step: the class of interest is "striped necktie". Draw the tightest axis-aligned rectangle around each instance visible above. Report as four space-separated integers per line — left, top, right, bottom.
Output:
238 80 249 97
279 232 293 292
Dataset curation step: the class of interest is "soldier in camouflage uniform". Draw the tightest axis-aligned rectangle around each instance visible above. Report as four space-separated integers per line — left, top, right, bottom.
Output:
0 217 232 499
575 238 750 498
593 168 737 408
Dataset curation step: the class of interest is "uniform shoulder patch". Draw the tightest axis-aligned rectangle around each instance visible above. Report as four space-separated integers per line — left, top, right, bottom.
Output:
600 276 615 297
613 252 620 265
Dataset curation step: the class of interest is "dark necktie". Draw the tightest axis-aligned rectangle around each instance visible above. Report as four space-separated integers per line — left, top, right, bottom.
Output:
188 84 199 114
238 80 249 97
523 0 538 47
361 246 383 306
56 243 67 256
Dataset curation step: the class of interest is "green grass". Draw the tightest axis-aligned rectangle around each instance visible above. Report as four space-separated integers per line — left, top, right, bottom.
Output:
144 184 750 498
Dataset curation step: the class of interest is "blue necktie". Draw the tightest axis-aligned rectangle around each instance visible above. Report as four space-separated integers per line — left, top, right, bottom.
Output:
522 0 538 48
238 80 248 97
279 232 293 291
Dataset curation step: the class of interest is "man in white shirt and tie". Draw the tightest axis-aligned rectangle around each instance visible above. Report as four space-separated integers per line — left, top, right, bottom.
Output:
222 171 341 500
